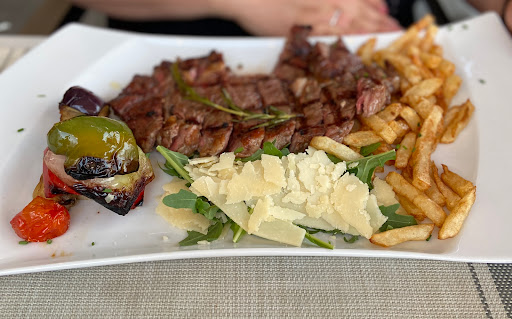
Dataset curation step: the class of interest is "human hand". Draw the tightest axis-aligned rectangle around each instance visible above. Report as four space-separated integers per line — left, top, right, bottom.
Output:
219 0 402 36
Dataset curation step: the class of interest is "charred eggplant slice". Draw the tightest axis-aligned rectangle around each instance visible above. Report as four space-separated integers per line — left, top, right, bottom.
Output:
44 147 154 216
47 116 139 180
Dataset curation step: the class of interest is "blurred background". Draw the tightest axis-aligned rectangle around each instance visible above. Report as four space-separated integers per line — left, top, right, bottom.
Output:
1 0 478 35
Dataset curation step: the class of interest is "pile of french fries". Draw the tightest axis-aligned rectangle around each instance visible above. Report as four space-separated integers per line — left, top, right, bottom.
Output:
314 15 477 247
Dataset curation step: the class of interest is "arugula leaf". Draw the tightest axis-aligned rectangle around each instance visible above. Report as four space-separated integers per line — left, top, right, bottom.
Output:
238 141 289 162
230 222 246 243
239 149 264 162
304 232 334 249
360 142 381 156
346 150 396 188
233 147 244 154
327 153 342 164
179 220 224 246
378 204 417 232
343 235 359 243
297 225 343 235
196 199 219 220
163 189 198 211
156 146 193 183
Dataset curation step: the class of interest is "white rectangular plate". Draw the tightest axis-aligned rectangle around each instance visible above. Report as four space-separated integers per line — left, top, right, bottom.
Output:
1 13 511 276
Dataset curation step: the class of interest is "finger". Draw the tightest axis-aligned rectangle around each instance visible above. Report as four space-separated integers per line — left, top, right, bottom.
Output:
362 0 389 14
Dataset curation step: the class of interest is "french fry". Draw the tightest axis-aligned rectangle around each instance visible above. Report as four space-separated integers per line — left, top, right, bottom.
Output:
386 172 446 227
343 131 383 148
395 132 416 169
386 54 422 84
425 164 446 207
440 99 475 143
408 96 433 120
419 24 438 52
419 51 442 69
370 223 435 247
400 106 422 132
387 28 419 53
310 136 362 161
431 162 460 210
438 187 476 239
443 74 462 107
378 103 403 122
389 119 410 141
396 194 426 221
436 59 455 78
412 14 435 31
360 114 397 144
402 78 443 100
440 164 474 197
357 37 376 66
411 105 443 191
429 44 443 57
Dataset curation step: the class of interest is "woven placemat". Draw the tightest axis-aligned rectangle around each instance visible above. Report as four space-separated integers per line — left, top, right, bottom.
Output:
0 257 509 318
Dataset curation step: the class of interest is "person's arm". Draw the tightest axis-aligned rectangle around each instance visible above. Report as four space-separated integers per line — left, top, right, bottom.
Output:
72 0 400 36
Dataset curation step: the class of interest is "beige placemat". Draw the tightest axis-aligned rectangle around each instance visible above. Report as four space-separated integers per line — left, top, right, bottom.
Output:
0 257 509 318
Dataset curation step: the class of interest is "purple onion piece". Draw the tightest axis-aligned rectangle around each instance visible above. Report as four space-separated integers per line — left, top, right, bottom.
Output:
59 86 104 116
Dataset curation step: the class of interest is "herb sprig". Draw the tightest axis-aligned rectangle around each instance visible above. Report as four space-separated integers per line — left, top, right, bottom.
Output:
171 63 299 128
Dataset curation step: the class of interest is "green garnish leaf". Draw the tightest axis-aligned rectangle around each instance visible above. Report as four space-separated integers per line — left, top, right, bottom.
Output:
156 145 193 183
238 141 289 162
46 239 53 244
179 220 224 246
230 222 246 243
343 235 359 243
327 153 342 164
363 72 369 78
262 141 283 157
233 147 244 154
239 149 264 162
479 79 486 84
18 240 29 245
418 133 422 138
91 242 95 246
360 142 381 157
304 232 334 250
163 189 198 212
395 144 401 150
462 24 468 30
17 128 24 132
412 147 416 153
103 188 112 193
297 225 343 235
196 199 219 220
37 94 46 98
426 234 432 241
346 150 396 188
378 204 417 232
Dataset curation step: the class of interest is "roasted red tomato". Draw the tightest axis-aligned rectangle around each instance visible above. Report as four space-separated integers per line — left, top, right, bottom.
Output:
10 196 70 242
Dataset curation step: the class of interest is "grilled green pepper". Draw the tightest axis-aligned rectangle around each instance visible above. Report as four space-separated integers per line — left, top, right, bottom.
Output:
47 116 139 180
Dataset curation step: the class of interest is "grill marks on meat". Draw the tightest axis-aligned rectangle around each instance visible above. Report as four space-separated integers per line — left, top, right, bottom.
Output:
111 26 399 158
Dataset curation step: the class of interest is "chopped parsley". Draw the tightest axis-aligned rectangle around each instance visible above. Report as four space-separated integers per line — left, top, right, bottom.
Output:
412 147 416 153
418 133 422 138
462 24 468 30
17 128 24 132
363 72 369 78
395 144 401 150
37 94 46 98
479 79 486 84
46 239 53 244
91 242 95 246
18 240 29 245
426 235 432 241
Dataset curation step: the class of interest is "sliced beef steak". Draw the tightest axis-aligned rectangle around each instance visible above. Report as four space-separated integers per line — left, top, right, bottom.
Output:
198 124 233 156
263 120 296 150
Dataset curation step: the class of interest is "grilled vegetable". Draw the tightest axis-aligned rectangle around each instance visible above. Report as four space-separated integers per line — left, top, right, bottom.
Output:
10 197 70 242
59 86 106 116
47 116 139 180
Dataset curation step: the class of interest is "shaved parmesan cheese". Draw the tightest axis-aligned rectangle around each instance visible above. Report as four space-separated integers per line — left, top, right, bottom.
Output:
269 205 305 221
248 197 271 234
331 174 373 238
261 154 286 188
366 194 388 232
371 177 399 207
209 152 235 172
295 216 335 231
156 179 211 235
226 161 282 204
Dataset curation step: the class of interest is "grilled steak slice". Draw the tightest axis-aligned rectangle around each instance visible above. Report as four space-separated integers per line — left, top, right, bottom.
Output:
226 74 267 85
122 75 158 96
152 61 174 97
179 51 228 86
257 78 289 106
263 120 296 150
170 91 209 124
109 95 145 118
157 116 181 149
302 102 324 127
324 72 357 101
121 97 164 152
227 124 265 157
198 124 233 156
225 83 262 110
203 110 233 129
290 126 326 153
196 85 227 107
356 78 390 117
273 25 312 82
325 121 354 143
337 98 357 121
170 122 201 156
